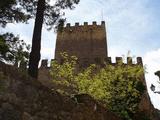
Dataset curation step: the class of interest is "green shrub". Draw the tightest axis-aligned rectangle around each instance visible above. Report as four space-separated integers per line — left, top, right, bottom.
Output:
50 52 145 119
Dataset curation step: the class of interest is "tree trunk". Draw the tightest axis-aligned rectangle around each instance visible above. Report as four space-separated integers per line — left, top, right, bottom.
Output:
28 0 45 78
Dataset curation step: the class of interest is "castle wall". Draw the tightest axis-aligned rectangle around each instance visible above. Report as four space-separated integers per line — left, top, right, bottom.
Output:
37 21 156 119
55 21 108 64
38 57 144 84
39 57 143 68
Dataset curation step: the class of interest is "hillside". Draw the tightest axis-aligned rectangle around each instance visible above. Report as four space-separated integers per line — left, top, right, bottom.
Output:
0 61 121 120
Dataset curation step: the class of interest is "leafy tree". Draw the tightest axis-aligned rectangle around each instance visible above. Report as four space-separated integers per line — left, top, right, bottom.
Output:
50 52 78 94
50 52 145 119
0 33 30 67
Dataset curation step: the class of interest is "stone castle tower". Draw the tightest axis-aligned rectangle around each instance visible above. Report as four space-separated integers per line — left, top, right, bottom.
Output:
39 21 156 119
55 21 108 66
54 21 142 67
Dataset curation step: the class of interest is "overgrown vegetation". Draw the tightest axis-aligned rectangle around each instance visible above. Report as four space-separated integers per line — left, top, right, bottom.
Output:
50 52 145 119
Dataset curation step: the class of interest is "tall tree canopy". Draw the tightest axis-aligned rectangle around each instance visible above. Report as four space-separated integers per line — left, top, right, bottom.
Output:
0 0 80 78
0 0 31 27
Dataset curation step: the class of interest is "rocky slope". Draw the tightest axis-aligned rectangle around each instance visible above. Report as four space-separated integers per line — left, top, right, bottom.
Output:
0 62 121 120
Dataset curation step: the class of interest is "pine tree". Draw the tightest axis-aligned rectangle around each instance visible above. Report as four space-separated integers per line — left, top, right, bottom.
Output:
0 0 80 78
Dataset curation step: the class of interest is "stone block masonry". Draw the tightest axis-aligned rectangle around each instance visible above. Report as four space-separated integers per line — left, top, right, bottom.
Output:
55 21 108 64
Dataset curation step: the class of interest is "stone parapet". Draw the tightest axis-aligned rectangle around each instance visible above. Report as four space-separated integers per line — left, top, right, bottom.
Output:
39 57 143 68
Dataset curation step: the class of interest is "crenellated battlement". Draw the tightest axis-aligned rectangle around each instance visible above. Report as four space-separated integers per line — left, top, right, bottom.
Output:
39 57 143 68
64 21 105 28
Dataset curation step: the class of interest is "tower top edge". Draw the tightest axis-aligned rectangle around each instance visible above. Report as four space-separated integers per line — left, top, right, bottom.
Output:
65 21 105 28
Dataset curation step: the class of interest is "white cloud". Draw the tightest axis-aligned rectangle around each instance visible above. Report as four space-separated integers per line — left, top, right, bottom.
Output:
143 48 160 109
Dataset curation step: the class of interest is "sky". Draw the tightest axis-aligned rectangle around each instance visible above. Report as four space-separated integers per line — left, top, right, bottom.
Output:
1 0 160 109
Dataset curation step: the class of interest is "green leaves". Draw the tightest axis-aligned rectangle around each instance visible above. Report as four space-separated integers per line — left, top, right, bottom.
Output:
50 53 145 119
0 33 30 66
